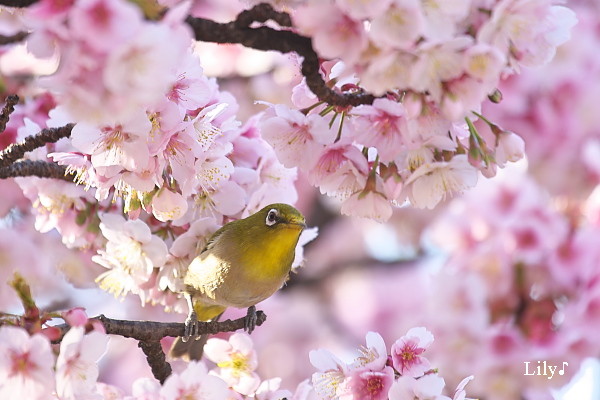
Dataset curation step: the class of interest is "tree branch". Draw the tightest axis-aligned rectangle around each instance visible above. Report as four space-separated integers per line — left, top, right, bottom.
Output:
138 340 172 384
235 3 292 28
0 31 29 45
185 5 375 107
0 0 37 6
0 159 76 180
0 123 74 168
49 312 267 383
0 94 19 134
54 312 267 342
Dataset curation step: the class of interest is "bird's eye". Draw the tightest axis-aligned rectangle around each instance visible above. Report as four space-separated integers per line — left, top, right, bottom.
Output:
265 209 278 226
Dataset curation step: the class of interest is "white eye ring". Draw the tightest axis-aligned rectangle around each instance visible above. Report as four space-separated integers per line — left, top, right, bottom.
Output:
266 209 278 226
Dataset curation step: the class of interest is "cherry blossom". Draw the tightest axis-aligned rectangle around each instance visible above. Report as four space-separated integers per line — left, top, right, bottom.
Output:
351 331 388 370
69 0 142 53
335 0 392 20
405 155 479 209
93 213 168 298
204 333 261 395
260 104 334 170
341 184 393 223
160 361 230 400
0 326 55 400
151 188 189 222
478 0 577 68
308 141 369 201
344 366 394 400
368 0 424 49
390 327 434 377
391 373 456 400
55 327 109 400
309 348 350 400
294 1 368 65
351 98 409 163
410 37 473 102
16 177 94 247
70 114 152 173
254 378 293 400
420 0 471 41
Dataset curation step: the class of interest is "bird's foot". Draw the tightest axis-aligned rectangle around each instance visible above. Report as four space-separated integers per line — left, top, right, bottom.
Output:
182 311 199 342
244 305 258 334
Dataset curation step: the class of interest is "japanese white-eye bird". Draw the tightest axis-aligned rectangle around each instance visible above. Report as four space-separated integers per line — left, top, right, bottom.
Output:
169 203 306 360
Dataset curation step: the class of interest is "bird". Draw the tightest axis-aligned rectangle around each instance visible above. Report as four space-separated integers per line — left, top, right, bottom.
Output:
169 203 306 360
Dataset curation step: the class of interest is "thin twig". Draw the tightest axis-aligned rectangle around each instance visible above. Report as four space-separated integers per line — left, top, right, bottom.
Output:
0 94 19 134
186 8 375 107
0 159 76 181
138 340 172 384
0 123 74 168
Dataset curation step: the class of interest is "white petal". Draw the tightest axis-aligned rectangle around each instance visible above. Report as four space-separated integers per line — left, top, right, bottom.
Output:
203 339 233 363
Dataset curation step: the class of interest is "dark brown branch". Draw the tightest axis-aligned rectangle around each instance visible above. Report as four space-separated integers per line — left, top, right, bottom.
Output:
0 31 29 45
0 123 74 168
0 160 76 180
0 0 37 6
0 94 19 134
138 341 172 384
186 8 375 107
97 312 266 340
235 3 292 28
53 312 267 342
47 312 265 383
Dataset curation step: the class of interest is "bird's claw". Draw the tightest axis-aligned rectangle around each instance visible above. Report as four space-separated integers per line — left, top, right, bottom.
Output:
244 305 258 334
182 311 199 342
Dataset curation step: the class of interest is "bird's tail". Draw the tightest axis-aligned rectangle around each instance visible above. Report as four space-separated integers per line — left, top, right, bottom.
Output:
169 334 209 361
168 312 223 361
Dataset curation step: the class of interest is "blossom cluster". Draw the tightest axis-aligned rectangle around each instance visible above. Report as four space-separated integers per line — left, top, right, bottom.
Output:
18 0 297 219
309 328 474 400
255 0 576 220
0 0 312 312
0 308 474 400
484 0 600 198
0 0 578 315
293 0 576 97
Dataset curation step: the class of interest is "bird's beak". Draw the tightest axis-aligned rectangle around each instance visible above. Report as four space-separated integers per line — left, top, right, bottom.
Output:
286 216 306 229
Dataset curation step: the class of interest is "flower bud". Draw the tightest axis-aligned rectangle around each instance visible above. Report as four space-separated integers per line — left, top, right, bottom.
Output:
152 188 188 222
496 131 525 167
488 89 503 103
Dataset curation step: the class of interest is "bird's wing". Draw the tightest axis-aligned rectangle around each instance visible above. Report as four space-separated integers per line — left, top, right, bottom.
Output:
199 225 227 254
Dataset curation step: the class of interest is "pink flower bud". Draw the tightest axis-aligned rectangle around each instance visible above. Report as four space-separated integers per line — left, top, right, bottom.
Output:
62 307 89 327
41 326 62 341
151 189 188 222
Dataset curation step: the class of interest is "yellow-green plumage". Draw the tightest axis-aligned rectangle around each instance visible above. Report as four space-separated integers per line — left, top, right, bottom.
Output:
170 203 305 360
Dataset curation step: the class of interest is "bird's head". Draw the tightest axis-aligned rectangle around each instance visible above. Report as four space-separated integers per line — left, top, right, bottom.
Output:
255 203 306 232
231 204 306 265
